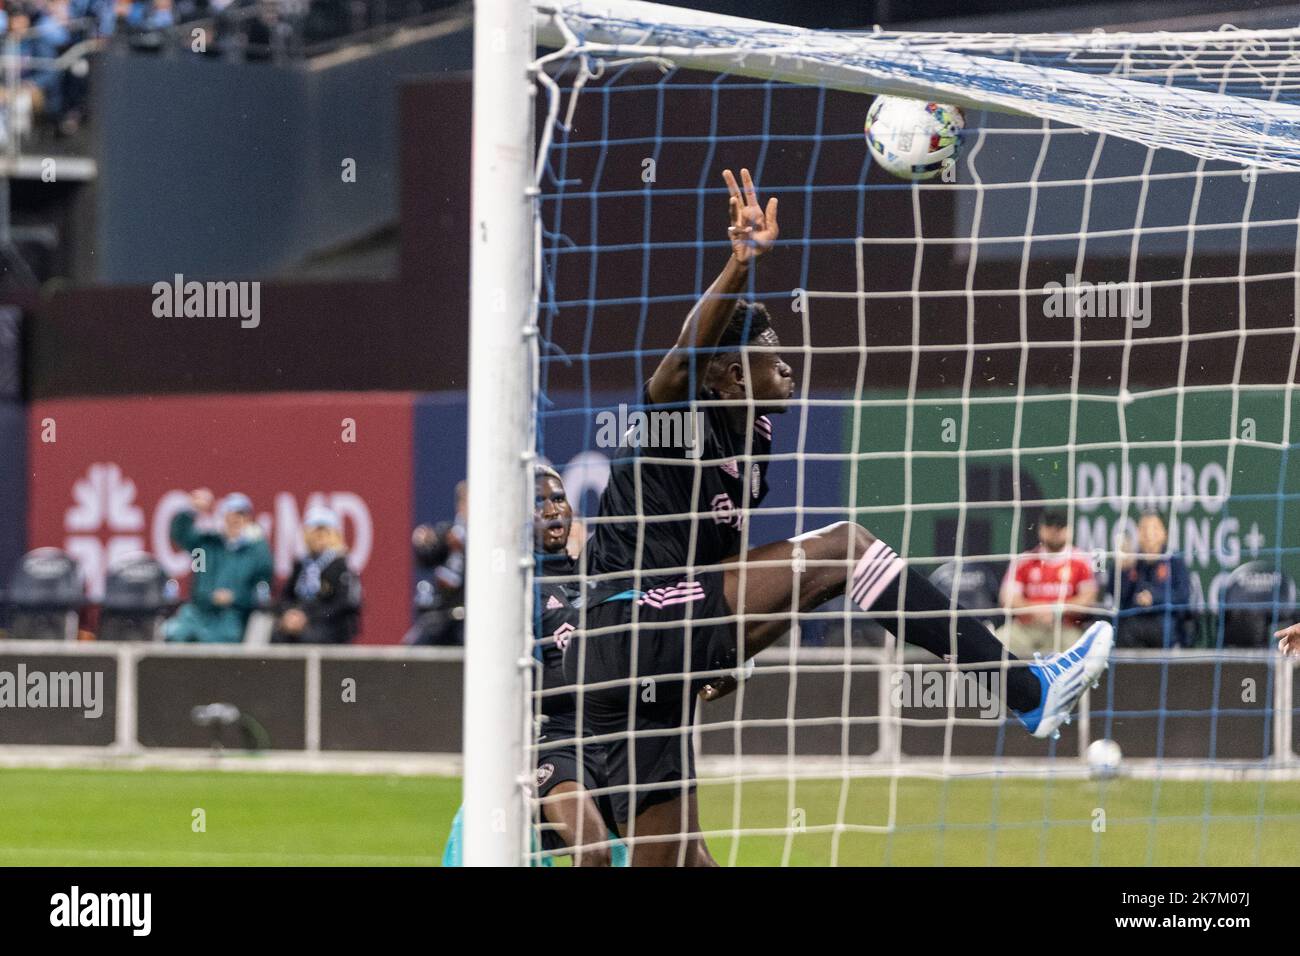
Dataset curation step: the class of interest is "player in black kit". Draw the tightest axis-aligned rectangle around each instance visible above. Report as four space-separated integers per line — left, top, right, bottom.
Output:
532 465 624 866
565 167 1113 866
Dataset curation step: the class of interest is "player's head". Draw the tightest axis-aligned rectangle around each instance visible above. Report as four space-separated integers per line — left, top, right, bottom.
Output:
706 300 795 413
302 505 345 556
1137 509 1168 555
1037 507 1070 552
219 493 254 540
534 465 572 554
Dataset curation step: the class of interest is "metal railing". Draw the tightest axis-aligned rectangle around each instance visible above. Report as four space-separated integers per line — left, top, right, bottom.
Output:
0 638 462 755
0 640 1293 772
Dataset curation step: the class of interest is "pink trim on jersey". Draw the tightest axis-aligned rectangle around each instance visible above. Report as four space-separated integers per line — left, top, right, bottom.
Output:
851 539 905 611
638 581 706 608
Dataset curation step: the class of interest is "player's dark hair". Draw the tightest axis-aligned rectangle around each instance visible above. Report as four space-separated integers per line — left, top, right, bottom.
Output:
717 300 774 350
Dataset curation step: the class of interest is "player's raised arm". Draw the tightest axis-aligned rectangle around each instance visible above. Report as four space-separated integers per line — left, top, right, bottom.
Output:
646 167 779 406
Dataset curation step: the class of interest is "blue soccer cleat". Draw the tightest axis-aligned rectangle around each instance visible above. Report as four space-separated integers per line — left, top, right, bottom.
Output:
1016 621 1114 740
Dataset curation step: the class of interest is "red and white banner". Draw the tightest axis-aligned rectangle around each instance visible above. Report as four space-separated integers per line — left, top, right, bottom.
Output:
28 393 416 644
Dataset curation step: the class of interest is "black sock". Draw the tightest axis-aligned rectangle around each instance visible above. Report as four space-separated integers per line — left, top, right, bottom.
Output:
850 541 1041 712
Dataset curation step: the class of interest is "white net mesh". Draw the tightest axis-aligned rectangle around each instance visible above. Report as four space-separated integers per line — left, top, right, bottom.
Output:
522 0 1300 866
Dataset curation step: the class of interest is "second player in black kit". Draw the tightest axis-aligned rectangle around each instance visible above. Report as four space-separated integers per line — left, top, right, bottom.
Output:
532 466 620 865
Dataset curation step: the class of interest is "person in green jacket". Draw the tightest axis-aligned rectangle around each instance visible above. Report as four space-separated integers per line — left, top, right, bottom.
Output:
165 489 274 644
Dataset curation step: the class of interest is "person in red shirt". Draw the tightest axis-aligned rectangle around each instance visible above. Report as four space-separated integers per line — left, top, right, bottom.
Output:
998 508 1100 657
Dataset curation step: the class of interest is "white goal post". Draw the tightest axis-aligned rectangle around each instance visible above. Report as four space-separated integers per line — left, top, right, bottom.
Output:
464 0 1300 866
463 0 536 867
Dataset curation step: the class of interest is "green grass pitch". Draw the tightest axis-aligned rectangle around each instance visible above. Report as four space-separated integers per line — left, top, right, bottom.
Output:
1 767 1297 866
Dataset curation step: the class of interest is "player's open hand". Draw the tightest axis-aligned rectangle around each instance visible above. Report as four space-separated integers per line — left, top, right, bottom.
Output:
1275 622 1300 656
724 167 778 263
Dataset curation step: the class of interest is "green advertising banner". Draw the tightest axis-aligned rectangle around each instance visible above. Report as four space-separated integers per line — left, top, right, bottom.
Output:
844 386 1300 614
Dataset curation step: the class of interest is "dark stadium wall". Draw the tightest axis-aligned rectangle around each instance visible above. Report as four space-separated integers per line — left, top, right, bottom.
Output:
23 66 1297 402
25 75 473 400
533 68 1300 398
0 306 24 581
0 401 25 583
26 279 448 397
91 26 472 283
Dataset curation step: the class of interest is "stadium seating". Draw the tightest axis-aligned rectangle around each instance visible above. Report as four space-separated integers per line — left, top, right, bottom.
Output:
928 559 1004 632
1215 560 1297 648
97 552 177 642
2 547 85 640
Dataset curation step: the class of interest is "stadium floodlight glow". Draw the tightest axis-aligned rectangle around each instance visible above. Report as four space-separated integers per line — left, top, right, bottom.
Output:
466 0 1300 866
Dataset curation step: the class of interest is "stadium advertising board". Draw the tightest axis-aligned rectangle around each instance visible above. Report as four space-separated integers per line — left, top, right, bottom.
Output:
849 387 1299 610
27 393 415 644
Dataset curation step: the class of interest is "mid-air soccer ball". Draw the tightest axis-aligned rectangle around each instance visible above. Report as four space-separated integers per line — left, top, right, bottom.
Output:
865 95 965 181
1086 738 1124 780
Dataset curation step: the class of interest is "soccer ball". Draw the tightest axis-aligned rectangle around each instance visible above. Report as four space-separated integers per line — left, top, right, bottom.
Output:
865 95 965 181
1086 738 1124 779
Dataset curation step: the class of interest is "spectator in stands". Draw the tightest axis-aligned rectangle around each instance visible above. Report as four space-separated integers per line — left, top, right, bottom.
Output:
24 0 72 115
102 0 128 33
67 0 105 24
145 0 171 27
998 507 1099 657
0 0 457 132
165 489 273 643
404 480 466 645
1115 510 1192 648
273 505 361 644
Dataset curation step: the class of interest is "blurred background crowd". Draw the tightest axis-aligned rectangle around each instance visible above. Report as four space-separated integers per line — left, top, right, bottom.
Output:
0 0 461 138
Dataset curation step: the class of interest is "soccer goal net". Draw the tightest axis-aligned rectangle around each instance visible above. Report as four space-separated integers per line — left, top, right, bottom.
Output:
465 0 1300 866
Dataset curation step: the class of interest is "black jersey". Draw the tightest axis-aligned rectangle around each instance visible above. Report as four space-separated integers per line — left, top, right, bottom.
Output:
534 551 581 719
586 386 773 595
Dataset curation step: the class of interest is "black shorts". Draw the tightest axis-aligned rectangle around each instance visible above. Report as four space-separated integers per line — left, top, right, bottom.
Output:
534 713 619 853
562 571 738 823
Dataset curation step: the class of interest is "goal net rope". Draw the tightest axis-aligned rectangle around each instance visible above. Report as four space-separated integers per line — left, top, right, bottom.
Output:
518 0 1300 865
